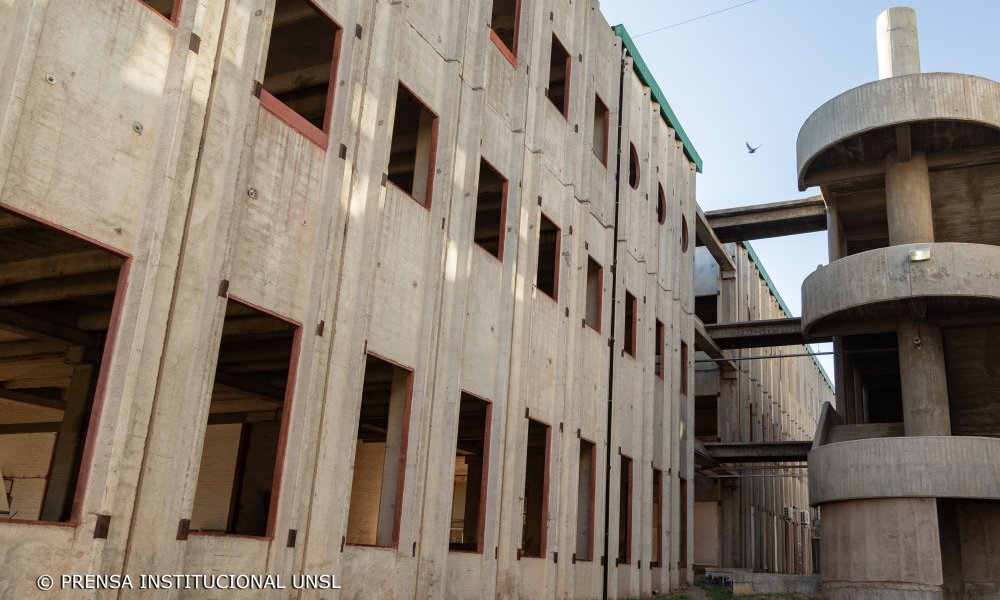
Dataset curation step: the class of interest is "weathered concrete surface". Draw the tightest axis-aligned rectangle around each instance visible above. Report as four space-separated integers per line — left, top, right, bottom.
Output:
876 7 920 80
809 436 1000 505
820 498 944 598
801 242 1000 337
796 72 1000 190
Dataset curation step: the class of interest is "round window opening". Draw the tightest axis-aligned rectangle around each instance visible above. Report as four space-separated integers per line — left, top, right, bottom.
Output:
681 215 690 252
656 184 666 225
628 143 640 189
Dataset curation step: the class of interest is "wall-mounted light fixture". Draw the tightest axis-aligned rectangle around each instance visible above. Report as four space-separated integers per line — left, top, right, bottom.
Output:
909 248 931 262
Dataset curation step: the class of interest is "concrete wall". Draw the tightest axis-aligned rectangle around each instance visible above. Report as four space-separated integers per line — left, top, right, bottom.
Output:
694 245 833 576
0 0 698 598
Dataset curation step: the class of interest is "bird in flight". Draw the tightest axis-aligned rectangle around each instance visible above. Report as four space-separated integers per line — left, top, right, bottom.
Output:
746 142 761 154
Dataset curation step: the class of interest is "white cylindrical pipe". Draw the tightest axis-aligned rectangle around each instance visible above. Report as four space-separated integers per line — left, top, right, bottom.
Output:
877 7 921 79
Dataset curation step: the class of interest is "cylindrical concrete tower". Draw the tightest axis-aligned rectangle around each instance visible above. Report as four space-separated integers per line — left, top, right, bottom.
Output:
798 7 1000 600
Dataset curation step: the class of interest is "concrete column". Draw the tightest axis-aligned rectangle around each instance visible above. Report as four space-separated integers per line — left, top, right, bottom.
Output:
41 364 94 522
897 319 951 436
877 7 921 80
885 152 935 245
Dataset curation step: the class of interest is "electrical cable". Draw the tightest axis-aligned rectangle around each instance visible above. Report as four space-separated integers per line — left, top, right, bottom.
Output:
633 0 763 38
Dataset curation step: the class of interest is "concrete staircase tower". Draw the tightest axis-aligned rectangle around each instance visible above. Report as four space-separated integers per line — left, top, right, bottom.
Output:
799 7 1000 600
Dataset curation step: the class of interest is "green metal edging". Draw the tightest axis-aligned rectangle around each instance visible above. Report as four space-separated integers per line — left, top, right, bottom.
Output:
613 24 703 173
742 241 835 391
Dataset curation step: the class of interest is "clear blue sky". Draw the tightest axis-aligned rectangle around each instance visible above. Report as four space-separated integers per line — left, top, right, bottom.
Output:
602 0 1000 378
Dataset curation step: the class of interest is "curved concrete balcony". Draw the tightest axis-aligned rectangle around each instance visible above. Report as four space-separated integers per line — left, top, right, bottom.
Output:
808 435 1000 505
801 242 1000 338
796 72 1000 190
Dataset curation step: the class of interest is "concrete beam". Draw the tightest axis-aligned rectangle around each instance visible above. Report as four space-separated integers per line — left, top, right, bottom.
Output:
703 196 827 243
695 206 736 274
704 318 831 350
702 441 812 464
694 317 736 371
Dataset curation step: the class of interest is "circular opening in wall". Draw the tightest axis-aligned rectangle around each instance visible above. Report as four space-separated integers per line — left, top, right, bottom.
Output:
681 215 689 252
628 143 640 189
656 184 666 225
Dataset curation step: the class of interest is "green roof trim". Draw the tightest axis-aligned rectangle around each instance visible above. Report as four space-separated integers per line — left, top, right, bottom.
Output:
742 241 835 391
613 24 703 173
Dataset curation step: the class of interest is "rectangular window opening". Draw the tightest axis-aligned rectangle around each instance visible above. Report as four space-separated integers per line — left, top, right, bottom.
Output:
679 477 688 568
521 418 550 558
489 0 519 61
592 94 609 164
0 207 126 524
190 301 297 537
652 468 663 566
346 355 413 547
546 34 571 118
655 319 664 379
474 159 508 260
387 84 438 207
535 214 560 301
449 393 490 553
261 0 341 146
680 341 689 394
623 291 637 357
140 0 179 22
584 257 602 331
695 294 719 325
696 395 720 442
618 455 632 564
574 438 595 561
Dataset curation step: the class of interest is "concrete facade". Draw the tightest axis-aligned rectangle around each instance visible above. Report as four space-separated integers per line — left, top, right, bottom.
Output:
801 7 1000 599
693 244 832 576
0 0 708 598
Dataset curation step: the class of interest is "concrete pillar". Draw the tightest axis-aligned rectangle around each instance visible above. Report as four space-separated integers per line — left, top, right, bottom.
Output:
41 364 94 522
877 7 921 80
885 152 935 246
462 456 482 544
897 320 951 436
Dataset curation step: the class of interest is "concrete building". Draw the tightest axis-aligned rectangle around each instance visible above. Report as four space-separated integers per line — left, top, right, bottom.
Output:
800 7 1000 600
0 0 724 598
692 242 832 576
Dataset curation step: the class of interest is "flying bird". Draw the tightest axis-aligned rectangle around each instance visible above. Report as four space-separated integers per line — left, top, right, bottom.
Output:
746 142 761 154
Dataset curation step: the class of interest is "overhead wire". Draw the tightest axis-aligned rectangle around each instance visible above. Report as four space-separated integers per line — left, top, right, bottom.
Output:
633 0 763 38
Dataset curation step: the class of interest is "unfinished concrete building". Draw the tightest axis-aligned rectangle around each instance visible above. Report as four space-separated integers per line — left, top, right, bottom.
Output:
798 7 1000 600
0 0 718 598
692 242 831 576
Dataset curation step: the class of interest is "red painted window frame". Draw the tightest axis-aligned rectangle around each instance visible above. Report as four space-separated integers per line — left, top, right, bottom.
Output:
618 454 633 565
449 391 493 555
189 295 303 542
521 416 551 559
488 0 521 67
386 81 440 210
137 0 182 25
655 319 664 379
651 467 663 567
344 352 415 549
547 33 571 119
535 212 561 302
258 1 344 149
680 340 689 394
575 437 597 562
623 291 637 357
474 157 509 262
584 256 603 332
0 204 131 529
593 94 610 166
